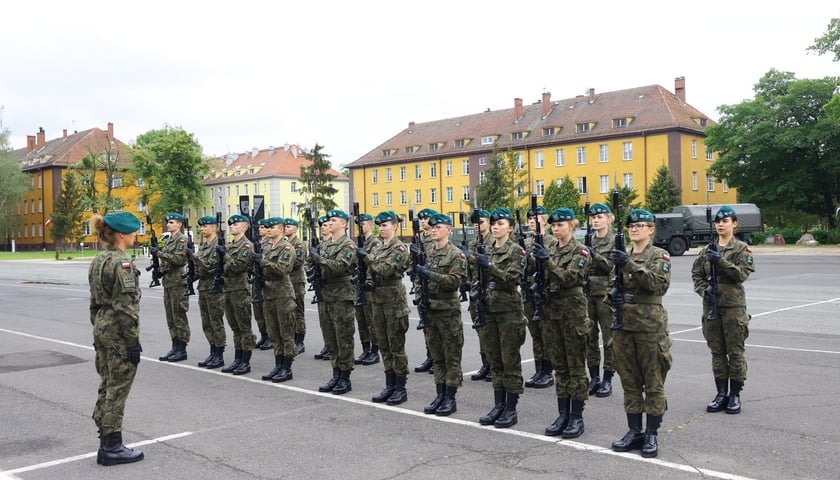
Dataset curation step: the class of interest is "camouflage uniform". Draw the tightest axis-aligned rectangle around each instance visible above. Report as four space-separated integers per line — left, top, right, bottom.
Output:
317 234 358 372
194 239 226 349
523 231 558 384
262 237 296 359
355 233 382 360
586 232 615 386
157 230 190 344
367 238 411 376
414 229 437 372
253 236 272 341
287 234 307 340
223 235 256 351
89 246 141 436
425 242 468 388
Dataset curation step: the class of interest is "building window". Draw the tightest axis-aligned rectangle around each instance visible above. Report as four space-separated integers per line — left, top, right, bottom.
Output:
372 193 379 207
400 190 407 205
38 174 42 189
722 179 729 192
405 146 415 154
479 157 487 166
429 143 439 152
429 163 437 178
244 184 248 195
706 150 714 161
517 185 525 197
692 172 698 191
430 188 437 203
136 177 144 188
577 177 587 194
577 123 590 133
235 185 239 196
481 136 494 145
372 170 378 184
542 127 556 137
600 175 609 193
555 149 565 167
577 147 586 165
479 171 486 183
385 168 392 182
454 139 466 148
535 151 544 169
623 142 633 160
83 222 91 236
39 199 43 213
386 192 392 206
516 154 524 170
706 174 715 192
226 186 231 197
445 161 453 177
599 144 609 163
414 165 421 179
382 149 392 157
691 139 698 159
613 118 628 128
111 175 122 188
462 186 470 201
511 131 524 140
399 166 406 181
415 189 422 204
446 187 453 203
137 200 146 212
462 160 470 175
623 173 633 189
139 223 146 236
536 180 545 196
290 202 298 216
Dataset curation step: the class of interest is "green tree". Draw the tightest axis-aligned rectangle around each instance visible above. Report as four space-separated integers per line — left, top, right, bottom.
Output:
542 175 580 213
0 109 32 250
705 69 840 228
645 165 682 214
477 145 527 211
73 142 124 214
132 125 209 220
604 183 640 225
299 143 338 213
807 17 840 62
51 171 85 257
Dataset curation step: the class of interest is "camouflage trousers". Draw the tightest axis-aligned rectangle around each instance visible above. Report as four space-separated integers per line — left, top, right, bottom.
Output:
613 330 673 416
371 303 409 376
524 300 547 362
253 294 267 334
198 290 226 348
702 306 750 381
480 309 527 394
294 284 306 334
543 307 592 401
320 300 356 371
426 309 464 388
92 333 138 436
586 293 615 372
224 289 255 351
263 299 297 358
163 286 190 343
469 300 487 355
355 300 377 345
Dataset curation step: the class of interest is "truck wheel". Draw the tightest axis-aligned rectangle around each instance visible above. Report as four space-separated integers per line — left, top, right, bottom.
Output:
668 237 687 256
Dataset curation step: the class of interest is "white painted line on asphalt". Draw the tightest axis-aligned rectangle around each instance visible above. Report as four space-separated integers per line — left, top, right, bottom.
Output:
3 432 192 475
675 338 840 355
750 297 840 318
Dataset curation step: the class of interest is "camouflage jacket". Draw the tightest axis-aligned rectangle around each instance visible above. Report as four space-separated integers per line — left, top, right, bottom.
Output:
426 241 467 310
366 238 410 315
157 231 188 288
262 237 295 302
691 238 754 307
615 243 671 333
194 238 222 292
544 237 591 293
88 246 141 347
222 235 254 292
587 232 615 295
287 235 307 287
317 234 357 302
484 237 527 313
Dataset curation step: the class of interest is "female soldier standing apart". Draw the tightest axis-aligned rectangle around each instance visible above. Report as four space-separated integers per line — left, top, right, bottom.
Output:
88 212 144 466
691 205 754 414
532 208 592 438
609 209 672 458
475 208 527 429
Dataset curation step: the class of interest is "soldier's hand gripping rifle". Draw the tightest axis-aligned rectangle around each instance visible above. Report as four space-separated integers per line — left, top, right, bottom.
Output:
704 202 720 321
608 188 626 331
210 212 226 294
182 217 198 296
408 209 430 330
352 202 368 307
304 206 323 304
248 211 264 304
471 207 487 329
583 196 594 298
529 194 546 323
514 208 531 306
458 212 470 303
145 213 163 288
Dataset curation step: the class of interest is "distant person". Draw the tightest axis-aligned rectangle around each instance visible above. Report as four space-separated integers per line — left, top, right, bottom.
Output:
190 215 227 369
154 212 190 362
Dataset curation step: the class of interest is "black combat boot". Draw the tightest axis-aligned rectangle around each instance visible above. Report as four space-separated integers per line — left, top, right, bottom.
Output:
533 359 554 388
221 349 242 373
197 345 214 368
260 336 272 351
435 386 457 416
362 344 380 365
354 341 371 365
314 345 329 360
167 339 188 362
295 333 305 354
596 370 614 397
562 399 585 438
726 379 743 414
414 350 433 373
424 383 445 414
332 370 352 395
100 432 144 466
544 397 570 436
479 390 506 425
588 366 600 395
97 429 105 465
471 353 491 381
387 374 408 406
707 378 729 412
205 346 225 369
319 367 340 392
373 370 396 403
271 356 293 383
641 414 663 458
494 392 519 429
525 358 543 387
262 355 284 381
256 331 269 350
158 338 176 361
611 413 644 452
232 350 252 375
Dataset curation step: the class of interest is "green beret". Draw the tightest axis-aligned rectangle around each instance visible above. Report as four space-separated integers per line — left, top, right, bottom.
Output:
197 215 216 226
327 209 349 221
318 215 329 226
103 211 141 233
375 210 399 225
548 208 575 223
490 207 514 224
227 214 250 225
164 212 185 223
527 205 548 217
284 218 299 227
589 203 611 215
264 217 284 227
626 209 655 224
715 205 736 222
428 213 453 226
476 209 491 219
417 208 438 219
257 218 269 226
355 213 374 224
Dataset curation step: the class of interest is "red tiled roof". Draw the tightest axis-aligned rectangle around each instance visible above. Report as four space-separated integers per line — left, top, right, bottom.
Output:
12 127 131 171
204 144 348 185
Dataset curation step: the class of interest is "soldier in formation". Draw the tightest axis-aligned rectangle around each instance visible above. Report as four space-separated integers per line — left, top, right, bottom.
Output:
190 215 227 369
285 218 308 354
413 208 438 374
354 212 382 366
258 217 297 382
154 212 190 362
313 214 333 361
254 218 273 351
219 214 256 375
466 209 492 382
523 205 557 389
585 203 616 397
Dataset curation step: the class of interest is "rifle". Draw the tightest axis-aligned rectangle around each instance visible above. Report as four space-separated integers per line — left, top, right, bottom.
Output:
704 200 720 321
408 209 430 330
247 209 264 304
529 194 546 323
352 202 367 307
471 207 487 329
514 208 530 305
608 188 625 331
182 217 197 296
304 206 323 304
583 196 593 298
457 212 470 303
145 213 163 288
210 212 226 294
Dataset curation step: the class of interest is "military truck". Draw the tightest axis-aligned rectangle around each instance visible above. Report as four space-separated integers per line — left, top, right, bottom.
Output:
653 203 761 256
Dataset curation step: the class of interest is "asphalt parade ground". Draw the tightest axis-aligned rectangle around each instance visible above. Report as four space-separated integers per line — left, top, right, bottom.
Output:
1 248 839 480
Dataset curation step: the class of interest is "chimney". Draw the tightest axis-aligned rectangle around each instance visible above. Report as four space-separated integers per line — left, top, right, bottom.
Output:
588 88 596 103
63 129 68 138
26 135 36 153
674 76 686 102
36 127 46 150
542 91 551 117
107 122 114 138
513 98 523 123
268 145 274 155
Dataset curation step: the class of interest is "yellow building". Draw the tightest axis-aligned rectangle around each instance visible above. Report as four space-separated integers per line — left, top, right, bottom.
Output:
346 77 736 224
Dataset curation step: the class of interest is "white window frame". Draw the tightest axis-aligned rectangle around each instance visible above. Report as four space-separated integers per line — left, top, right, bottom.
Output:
577 147 586 165
385 168 392 182
430 188 437 203
400 166 406 181
599 144 609 163
536 180 545 196
516 154 524 170
481 135 494 145
706 174 715 192
415 189 422 204
535 151 544 169
386 191 392 206
429 163 437 178
400 190 407 205
692 171 698 191
623 142 633 160
446 187 453 203
623 173 633 189
478 157 487 166
372 170 378 184
462 159 470 175
555 149 565 167
577 176 587 194
599 175 609 193
372 193 379 207
691 139 698 159
445 161 453 177
462 186 470 201
414 164 421 179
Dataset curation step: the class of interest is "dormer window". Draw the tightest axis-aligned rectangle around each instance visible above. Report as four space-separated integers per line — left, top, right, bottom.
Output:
542 127 558 137
454 138 468 148
428 142 441 152
511 131 529 140
481 135 497 145
576 122 595 133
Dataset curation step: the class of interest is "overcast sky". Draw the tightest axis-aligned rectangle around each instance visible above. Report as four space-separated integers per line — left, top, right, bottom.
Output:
2 1 837 169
